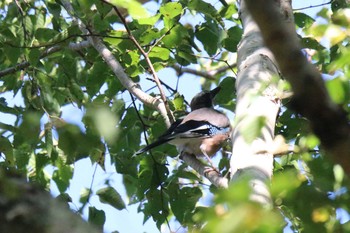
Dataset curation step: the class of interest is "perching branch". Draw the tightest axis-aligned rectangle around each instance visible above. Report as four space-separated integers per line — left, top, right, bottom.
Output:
0 41 90 78
60 0 171 127
245 0 350 174
181 152 228 188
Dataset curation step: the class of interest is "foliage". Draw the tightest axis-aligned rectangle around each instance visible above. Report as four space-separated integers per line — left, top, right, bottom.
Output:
0 0 349 232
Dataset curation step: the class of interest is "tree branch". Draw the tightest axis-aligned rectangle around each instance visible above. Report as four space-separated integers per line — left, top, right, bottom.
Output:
181 153 228 188
245 0 350 174
172 63 236 80
107 1 175 123
60 0 171 127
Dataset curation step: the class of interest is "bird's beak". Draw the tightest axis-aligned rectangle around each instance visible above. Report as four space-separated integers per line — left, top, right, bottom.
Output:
210 86 221 98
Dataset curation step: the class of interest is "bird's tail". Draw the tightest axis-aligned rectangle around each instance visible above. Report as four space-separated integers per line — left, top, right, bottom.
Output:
135 137 173 155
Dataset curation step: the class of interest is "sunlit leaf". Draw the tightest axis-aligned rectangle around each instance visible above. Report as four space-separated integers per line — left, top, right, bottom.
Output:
96 187 126 210
160 2 183 19
325 76 349 104
108 0 149 19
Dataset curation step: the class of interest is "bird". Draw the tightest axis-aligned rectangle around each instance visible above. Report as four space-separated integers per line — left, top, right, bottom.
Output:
135 86 231 168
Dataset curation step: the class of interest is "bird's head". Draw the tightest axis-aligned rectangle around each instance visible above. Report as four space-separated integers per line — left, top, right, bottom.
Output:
190 86 221 110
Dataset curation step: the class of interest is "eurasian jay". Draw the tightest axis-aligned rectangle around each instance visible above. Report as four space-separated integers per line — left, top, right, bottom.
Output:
136 86 231 166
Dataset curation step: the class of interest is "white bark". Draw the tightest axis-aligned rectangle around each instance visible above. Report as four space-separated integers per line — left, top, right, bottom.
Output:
245 0 350 174
230 0 281 206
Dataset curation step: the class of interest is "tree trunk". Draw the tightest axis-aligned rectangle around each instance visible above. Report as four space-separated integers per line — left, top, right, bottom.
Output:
230 0 284 206
0 169 99 233
244 0 350 174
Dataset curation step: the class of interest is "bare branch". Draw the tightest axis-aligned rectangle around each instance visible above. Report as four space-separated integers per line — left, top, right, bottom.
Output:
245 0 350 174
172 63 236 80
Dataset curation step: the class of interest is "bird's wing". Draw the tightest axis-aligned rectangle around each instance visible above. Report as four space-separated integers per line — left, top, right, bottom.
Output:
172 120 229 138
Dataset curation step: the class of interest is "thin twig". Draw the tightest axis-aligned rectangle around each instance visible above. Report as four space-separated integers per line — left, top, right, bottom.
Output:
78 163 99 213
129 92 172 232
14 0 28 42
107 2 175 123
4 33 128 49
61 0 171 126
173 65 215 80
293 1 332 11
147 25 176 53
145 78 178 96
172 62 236 80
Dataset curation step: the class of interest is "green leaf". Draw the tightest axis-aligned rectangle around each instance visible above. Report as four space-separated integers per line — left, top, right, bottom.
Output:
300 37 325 50
162 24 188 48
47 2 62 19
3 45 20 64
113 150 137 176
123 175 138 201
195 22 221 55
57 124 94 163
171 94 186 112
188 0 224 27
144 188 169 229
216 77 236 105
52 160 73 193
331 0 349 12
326 76 349 104
79 187 91 205
160 2 183 18
96 187 126 210
149 47 170 61
13 112 42 148
108 0 149 19
271 169 302 198
220 4 238 19
294 12 315 28
88 206 106 229
35 28 58 43
137 157 154 198
222 26 242 52
14 148 31 171
0 136 14 167
169 185 202 223
139 28 162 45
175 44 197 65
188 0 216 15
85 104 120 144
137 14 161 25
28 48 41 66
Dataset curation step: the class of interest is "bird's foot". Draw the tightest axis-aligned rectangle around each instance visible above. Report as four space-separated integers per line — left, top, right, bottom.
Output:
203 165 221 177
